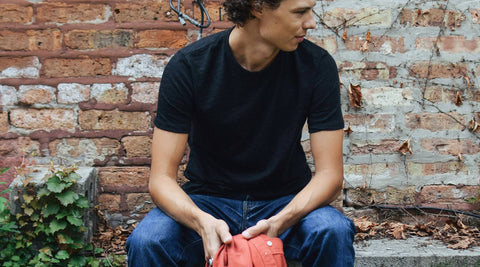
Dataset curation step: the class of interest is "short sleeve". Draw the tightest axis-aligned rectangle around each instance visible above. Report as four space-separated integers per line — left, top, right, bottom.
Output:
307 54 344 133
154 52 194 133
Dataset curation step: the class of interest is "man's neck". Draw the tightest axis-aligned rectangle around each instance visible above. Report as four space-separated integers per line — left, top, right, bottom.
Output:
229 24 280 72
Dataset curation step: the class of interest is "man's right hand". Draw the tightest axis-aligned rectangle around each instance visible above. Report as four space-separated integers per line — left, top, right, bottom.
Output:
197 214 232 263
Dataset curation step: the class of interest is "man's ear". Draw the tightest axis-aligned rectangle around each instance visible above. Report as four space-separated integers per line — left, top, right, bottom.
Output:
250 2 263 18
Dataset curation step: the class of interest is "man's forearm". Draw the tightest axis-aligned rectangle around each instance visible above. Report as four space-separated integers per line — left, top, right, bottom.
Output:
268 169 343 235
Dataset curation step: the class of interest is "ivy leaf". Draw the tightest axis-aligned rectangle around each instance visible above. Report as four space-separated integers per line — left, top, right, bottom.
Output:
42 202 60 217
24 207 34 216
56 191 78 206
37 187 51 198
75 196 89 209
55 250 70 260
57 233 74 244
39 246 53 257
23 194 34 204
47 176 67 193
67 215 83 227
68 255 87 267
56 209 69 219
49 219 67 234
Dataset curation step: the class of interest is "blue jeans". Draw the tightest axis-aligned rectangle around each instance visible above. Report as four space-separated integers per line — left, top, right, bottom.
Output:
126 194 355 267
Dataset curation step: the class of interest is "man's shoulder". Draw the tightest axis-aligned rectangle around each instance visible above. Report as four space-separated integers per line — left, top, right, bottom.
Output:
177 29 230 57
297 39 331 61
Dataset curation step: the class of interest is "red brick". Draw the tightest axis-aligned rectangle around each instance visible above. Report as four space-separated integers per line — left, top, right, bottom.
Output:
400 9 464 27
421 139 480 155
339 62 396 80
409 62 468 79
0 137 40 157
1 29 63 51
416 36 480 53
0 4 33 23
405 113 465 131
344 163 402 179
122 136 152 158
43 58 111 78
36 3 108 23
418 185 480 209
0 112 8 133
407 162 468 176
126 193 155 213
131 82 160 104
10 108 75 130
19 85 54 105
113 2 176 23
345 36 405 54
137 30 188 49
346 186 416 206
192 2 224 22
343 114 395 133
49 138 121 158
97 193 121 212
91 83 127 104
308 37 337 54
98 166 150 187
323 8 392 28
78 110 150 131
0 57 39 76
423 86 457 103
351 139 401 154
65 30 134 50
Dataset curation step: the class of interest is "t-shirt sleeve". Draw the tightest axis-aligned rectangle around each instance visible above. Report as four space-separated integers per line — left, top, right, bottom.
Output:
307 53 344 133
154 52 194 133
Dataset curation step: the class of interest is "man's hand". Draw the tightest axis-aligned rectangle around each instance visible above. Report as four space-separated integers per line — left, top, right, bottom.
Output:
198 215 233 261
241 218 280 239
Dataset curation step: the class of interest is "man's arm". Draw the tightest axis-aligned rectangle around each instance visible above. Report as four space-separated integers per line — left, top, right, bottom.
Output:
149 127 232 260
242 129 344 238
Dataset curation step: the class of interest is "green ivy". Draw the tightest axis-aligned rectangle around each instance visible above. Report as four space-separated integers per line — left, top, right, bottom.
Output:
0 166 102 267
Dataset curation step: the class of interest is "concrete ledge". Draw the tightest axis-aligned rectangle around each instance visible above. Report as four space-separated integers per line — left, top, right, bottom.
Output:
355 236 480 266
9 166 97 243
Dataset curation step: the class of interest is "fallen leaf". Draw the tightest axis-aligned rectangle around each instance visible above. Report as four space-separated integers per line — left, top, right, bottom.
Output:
467 118 480 133
342 30 347 41
344 125 353 136
365 31 371 42
361 41 369 52
348 83 363 108
398 139 412 155
455 91 463 106
457 153 463 162
463 76 471 87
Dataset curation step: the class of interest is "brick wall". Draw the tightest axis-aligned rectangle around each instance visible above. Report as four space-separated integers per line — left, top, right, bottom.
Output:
1 0 479 225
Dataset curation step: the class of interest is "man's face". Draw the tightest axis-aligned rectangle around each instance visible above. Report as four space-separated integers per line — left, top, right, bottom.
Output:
256 0 317 52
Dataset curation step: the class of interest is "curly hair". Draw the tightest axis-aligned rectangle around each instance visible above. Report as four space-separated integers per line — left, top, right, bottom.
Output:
223 0 283 26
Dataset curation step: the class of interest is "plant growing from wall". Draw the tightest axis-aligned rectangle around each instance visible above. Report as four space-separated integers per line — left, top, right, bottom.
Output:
0 165 103 267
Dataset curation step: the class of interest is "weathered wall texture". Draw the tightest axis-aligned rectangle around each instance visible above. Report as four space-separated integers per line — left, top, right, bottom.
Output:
0 0 479 225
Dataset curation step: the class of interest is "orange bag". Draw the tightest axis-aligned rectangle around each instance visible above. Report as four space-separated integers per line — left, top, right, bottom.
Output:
207 234 287 267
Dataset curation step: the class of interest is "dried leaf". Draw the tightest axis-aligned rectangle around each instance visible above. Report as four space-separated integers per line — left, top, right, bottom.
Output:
348 83 362 108
463 76 471 87
457 153 463 162
448 238 473 250
467 118 480 133
455 91 463 106
361 41 369 52
398 139 412 155
344 125 353 136
365 31 371 42
342 30 347 41
392 224 407 239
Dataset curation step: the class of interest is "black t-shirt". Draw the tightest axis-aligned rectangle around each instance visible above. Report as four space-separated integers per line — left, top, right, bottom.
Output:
154 29 344 200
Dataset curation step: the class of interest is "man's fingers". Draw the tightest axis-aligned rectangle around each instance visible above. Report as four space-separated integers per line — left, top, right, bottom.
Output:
242 219 268 239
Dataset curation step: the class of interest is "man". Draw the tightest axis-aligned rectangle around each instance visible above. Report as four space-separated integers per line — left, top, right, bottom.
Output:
126 0 355 266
